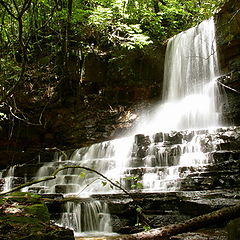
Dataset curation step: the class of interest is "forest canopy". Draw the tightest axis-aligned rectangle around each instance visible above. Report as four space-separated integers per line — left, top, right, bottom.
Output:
0 0 225 123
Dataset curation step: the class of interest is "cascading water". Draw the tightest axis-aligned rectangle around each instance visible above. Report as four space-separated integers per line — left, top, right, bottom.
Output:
56 200 112 237
2 166 15 192
136 17 219 133
1 17 222 237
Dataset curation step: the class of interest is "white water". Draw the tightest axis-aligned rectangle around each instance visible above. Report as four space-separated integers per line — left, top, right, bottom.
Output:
2 17 221 236
57 200 112 237
2 166 15 192
24 18 220 196
136 17 219 134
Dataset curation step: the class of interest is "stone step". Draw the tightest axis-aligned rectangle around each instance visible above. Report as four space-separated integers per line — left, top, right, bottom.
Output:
54 184 81 194
123 165 208 177
210 150 240 163
180 173 240 191
28 186 49 194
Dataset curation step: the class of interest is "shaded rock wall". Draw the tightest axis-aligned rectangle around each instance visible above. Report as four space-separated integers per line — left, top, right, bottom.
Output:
0 45 165 169
84 46 165 105
215 0 240 125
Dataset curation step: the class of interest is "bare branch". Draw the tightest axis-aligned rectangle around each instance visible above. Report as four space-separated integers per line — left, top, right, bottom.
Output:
0 175 56 196
20 0 32 16
0 165 151 226
216 78 240 94
228 8 240 24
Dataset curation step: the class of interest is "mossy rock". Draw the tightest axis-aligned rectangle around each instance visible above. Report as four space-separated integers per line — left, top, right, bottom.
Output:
24 204 50 222
0 216 41 225
0 192 74 240
3 192 42 204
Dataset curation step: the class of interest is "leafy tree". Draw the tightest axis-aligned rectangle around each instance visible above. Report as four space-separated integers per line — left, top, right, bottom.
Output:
0 0 226 125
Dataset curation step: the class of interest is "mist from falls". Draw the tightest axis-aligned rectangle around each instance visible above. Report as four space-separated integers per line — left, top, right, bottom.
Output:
136 17 219 134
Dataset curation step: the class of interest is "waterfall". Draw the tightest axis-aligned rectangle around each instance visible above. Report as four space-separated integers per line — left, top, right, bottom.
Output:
2 166 15 192
56 200 112 237
1 17 221 237
136 17 219 134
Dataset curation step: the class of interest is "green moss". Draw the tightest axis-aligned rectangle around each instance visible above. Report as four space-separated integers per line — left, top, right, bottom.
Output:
0 192 74 240
0 216 41 226
2 192 42 204
24 204 50 222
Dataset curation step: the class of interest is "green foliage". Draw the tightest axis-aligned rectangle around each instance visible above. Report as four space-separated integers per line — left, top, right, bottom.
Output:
0 0 226 109
0 0 226 57
125 175 143 190
79 171 87 178
101 181 108 187
136 206 143 213
143 225 151 231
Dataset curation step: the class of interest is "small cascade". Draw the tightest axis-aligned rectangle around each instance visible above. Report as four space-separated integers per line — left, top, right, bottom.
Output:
25 129 219 195
28 137 134 195
2 166 16 192
57 200 112 237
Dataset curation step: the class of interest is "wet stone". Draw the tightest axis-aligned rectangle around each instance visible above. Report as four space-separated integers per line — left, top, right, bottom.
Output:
182 131 195 142
153 132 164 143
168 132 183 144
211 151 240 164
54 184 80 194
134 134 145 146
136 147 148 158
134 134 151 146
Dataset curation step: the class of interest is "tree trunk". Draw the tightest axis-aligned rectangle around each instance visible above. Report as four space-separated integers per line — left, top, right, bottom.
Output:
113 204 240 240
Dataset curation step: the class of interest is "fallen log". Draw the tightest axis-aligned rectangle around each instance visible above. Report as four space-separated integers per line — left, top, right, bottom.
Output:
113 203 240 240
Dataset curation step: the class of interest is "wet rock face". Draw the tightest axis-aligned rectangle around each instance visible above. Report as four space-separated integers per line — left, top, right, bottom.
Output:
45 190 239 236
215 0 240 125
2 126 240 194
180 127 240 191
215 0 240 73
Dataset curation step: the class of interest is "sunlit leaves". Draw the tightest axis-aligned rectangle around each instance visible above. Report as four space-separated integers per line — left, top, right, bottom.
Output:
79 171 87 178
89 6 113 29
101 181 107 187
0 0 227 98
125 175 143 189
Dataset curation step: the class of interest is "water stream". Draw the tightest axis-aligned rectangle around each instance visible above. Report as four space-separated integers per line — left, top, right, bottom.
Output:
1 17 221 237
2 166 15 192
136 17 219 134
56 200 113 237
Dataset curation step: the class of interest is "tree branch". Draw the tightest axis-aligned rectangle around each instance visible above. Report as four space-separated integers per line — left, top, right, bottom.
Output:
20 0 32 16
0 165 151 226
0 0 18 19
